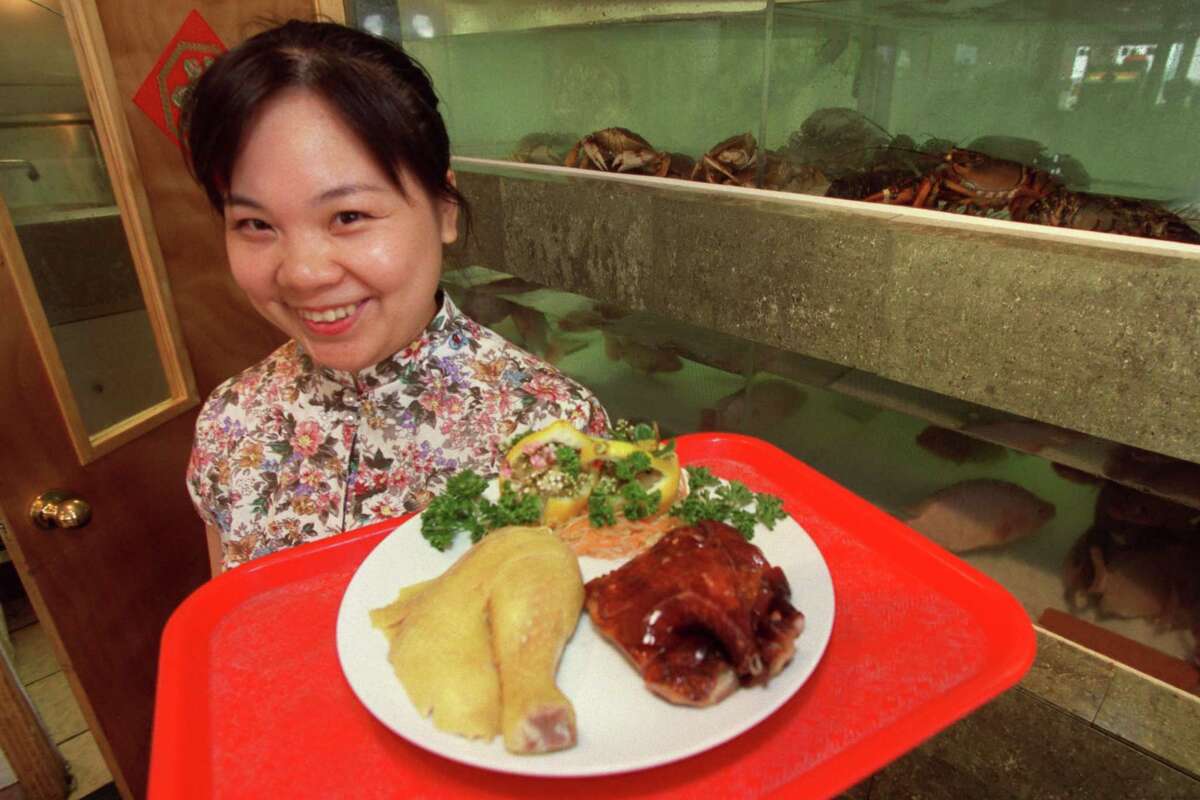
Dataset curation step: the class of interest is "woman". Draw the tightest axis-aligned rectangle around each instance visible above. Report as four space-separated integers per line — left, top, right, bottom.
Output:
182 21 608 574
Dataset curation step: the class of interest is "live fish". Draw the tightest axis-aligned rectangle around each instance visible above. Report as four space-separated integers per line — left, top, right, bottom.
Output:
1063 481 1200 614
915 425 1007 464
1089 546 1179 620
1094 481 1200 533
456 290 517 327
1103 445 1200 507
556 303 628 333
511 132 578 165
1051 462 1104 486
601 332 684 375
711 378 807 429
902 478 1056 553
512 306 586 365
457 288 583 365
1064 523 1199 624
959 418 1082 454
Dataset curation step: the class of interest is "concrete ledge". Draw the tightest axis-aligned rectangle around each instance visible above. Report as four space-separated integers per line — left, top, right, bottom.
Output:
838 629 1199 798
447 160 1200 463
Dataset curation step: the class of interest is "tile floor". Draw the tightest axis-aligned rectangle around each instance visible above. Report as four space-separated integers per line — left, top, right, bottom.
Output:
1 595 114 799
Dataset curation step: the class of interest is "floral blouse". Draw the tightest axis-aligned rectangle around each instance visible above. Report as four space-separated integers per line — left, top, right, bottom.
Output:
187 293 609 570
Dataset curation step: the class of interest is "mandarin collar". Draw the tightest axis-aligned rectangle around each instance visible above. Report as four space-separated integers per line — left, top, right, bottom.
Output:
313 291 461 395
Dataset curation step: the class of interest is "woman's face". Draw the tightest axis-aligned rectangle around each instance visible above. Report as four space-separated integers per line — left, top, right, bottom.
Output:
224 88 458 372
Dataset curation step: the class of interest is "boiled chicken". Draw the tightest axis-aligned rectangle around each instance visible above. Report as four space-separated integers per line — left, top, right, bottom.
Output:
370 526 584 753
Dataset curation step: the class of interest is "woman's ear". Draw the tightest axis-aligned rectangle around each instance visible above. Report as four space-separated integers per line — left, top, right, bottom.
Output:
439 169 460 245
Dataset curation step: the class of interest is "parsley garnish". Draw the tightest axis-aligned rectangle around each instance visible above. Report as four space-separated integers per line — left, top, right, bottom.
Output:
729 509 757 539
479 484 541 536
420 469 540 550
620 481 662 521
420 437 789 550
613 451 651 482
755 493 786 528
588 485 617 527
716 481 754 507
610 419 658 443
554 444 582 477
421 471 488 551
446 470 488 499
685 466 721 491
669 466 787 540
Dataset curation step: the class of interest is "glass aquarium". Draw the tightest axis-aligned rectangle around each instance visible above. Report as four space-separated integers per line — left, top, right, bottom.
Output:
352 0 1200 244
351 1 1200 680
438 266 1200 676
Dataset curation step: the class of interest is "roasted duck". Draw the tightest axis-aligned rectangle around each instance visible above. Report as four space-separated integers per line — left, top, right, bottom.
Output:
370 526 584 753
584 520 804 706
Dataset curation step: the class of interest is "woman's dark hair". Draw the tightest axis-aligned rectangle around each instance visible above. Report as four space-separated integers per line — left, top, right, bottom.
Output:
180 20 468 231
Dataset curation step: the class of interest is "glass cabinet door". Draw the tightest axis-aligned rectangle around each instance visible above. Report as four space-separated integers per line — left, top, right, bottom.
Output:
0 0 196 462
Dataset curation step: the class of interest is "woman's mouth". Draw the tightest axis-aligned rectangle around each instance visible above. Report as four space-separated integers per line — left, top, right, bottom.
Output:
296 301 365 335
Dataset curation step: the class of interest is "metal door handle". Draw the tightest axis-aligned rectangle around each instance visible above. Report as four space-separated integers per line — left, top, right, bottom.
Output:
29 490 92 529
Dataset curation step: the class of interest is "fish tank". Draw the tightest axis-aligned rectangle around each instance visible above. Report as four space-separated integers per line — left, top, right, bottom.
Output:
351 0 1200 244
347 1 1200 680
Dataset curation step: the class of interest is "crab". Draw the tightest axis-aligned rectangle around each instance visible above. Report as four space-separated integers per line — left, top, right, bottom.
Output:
563 127 670 176
690 132 827 194
691 132 758 183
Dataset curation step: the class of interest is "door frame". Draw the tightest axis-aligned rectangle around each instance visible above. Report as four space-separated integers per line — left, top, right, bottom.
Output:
0 3 202 797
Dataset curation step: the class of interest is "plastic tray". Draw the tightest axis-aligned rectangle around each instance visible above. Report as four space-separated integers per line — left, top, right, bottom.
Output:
149 433 1035 799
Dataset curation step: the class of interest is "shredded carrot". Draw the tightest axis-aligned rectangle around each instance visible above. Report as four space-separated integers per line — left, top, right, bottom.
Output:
551 466 691 559
555 513 684 560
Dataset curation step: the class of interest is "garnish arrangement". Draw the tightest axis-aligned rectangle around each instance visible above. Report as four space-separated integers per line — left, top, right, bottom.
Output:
420 419 787 552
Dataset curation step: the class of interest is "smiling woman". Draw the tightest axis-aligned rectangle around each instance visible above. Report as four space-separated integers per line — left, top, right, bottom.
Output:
221 89 450 372
179 21 609 573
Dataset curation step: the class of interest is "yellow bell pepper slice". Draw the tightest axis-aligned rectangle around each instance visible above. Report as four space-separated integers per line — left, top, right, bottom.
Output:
505 421 595 470
502 421 597 526
589 437 682 518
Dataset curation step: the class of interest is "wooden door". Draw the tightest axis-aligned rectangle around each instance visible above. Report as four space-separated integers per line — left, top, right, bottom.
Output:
0 1 317 797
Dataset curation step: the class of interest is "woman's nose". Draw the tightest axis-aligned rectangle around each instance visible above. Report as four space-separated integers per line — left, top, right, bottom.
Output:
277 231 340 289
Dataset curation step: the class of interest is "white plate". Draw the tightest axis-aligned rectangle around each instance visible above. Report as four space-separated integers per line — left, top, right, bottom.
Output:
336 509 835 777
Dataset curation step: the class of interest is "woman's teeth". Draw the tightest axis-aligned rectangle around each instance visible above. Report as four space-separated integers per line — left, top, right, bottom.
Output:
297 303 358 322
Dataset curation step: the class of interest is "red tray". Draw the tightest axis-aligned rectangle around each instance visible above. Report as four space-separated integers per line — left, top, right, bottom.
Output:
149 433 1034 799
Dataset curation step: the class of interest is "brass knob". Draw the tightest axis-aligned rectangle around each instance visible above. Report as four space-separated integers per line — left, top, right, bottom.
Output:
29 490 92 530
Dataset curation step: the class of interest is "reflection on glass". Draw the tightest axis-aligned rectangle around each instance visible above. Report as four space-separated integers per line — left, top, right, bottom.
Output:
348 0 771 164
0 0 169 435
768 2 1200 205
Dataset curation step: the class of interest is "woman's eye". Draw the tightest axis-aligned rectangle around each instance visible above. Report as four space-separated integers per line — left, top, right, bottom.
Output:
334 210 368 226
233 218 272 233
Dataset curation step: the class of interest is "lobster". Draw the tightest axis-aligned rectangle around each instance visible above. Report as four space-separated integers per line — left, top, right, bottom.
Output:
861 147 1061 220
854 147 1200 243
827 166 926 201
1025 188 1200 245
